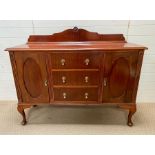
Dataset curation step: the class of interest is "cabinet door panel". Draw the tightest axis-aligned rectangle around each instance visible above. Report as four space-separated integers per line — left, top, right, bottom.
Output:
103 52 139 103
14 52 49 103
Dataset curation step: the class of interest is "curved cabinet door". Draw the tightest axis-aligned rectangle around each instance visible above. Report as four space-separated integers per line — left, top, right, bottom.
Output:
14 52 49 103
102 52 139 103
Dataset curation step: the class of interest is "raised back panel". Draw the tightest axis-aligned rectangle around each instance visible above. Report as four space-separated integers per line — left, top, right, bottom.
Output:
28 27 126 42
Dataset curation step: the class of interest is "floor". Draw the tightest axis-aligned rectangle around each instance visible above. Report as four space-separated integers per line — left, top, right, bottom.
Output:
0 101 155 134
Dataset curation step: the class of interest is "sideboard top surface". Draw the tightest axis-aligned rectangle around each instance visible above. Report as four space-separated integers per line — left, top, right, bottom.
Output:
5 41 147 52
5 27 147 52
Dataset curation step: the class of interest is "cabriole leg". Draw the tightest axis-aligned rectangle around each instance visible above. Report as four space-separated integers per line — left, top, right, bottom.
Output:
118 104 136 127
17 104 31 125
17 105 26 125
127 108 136 127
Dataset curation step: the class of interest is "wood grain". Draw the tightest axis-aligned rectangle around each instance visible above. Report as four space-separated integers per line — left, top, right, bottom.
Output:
27 27 127 42
6 27 147 126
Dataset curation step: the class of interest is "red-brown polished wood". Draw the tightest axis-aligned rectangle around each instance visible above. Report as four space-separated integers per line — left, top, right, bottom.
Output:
5 27 147 126
28 27 127 42
14 52 50 103
5 41 147 51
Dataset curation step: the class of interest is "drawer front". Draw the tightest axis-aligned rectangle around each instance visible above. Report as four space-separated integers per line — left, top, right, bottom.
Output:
52 71 100 86
51 52 101 69
53 88 98 101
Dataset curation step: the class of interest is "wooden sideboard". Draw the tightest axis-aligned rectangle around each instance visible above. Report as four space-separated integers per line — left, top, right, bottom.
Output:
5 27 147 126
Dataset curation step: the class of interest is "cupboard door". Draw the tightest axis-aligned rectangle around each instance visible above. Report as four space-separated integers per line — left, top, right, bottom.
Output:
102 52 139 103
14 52 49 103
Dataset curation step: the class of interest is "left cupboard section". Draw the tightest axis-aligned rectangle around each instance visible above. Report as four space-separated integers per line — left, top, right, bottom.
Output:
10 52 50 103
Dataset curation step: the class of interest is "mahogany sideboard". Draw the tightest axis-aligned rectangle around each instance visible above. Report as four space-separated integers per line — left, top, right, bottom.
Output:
5 27 147 126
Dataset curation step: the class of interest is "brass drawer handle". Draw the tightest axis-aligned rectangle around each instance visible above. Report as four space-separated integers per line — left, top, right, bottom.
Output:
85 92 88 99
84 58 90 65
104 78 107 86
85 76 89 83
61 59 65 66
62 76 66 83
44 80 48 86
63 92 67 99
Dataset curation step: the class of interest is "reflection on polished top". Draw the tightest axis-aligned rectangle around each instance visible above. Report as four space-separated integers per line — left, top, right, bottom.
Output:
5 41 147 51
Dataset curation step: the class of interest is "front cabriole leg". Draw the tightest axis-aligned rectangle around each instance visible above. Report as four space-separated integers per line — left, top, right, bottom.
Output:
17 104 31 125
127 106 136 127
118 103 136 127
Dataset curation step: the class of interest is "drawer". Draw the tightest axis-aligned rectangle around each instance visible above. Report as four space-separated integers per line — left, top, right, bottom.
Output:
51 52 101 69
52 71 100 86
53 88 98 101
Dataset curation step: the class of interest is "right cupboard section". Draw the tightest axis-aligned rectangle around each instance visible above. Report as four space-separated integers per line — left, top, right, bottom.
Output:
102 51 140 103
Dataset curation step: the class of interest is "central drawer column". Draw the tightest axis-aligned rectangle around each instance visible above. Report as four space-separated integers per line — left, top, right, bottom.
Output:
50 52 102 104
